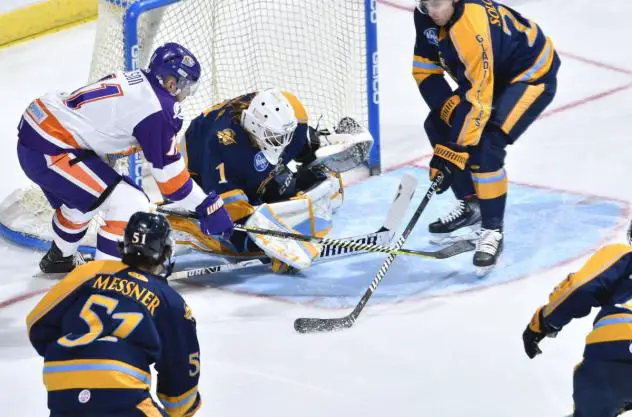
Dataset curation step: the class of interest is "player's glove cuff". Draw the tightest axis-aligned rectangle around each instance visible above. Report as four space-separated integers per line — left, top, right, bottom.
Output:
439 95 461 127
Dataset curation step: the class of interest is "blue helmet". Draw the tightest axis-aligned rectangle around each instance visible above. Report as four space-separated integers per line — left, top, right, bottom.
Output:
148 42 201 98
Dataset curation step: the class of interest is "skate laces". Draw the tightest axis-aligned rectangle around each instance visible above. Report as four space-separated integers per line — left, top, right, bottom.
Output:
439 200 467 224
476 229 502 254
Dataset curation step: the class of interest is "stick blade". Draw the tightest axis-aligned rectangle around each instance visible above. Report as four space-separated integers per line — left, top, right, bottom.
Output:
294 317 354 333
433 239 476 259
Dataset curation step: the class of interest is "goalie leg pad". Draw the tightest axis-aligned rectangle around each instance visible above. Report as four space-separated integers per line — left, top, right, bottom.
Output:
167 214 252 256
245 204 320 270
285 174 343 237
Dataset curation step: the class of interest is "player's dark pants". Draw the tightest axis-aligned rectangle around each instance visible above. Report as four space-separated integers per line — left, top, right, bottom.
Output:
573 359 632 417
425 79 557 230
49 398 167 417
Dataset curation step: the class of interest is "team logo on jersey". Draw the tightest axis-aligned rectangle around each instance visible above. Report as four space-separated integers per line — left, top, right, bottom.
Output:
424 28 439 46
184 303 196 322
217 128 237 146
78 389 91 404
173 102 183 120
254 151 269 172
26 101 48 124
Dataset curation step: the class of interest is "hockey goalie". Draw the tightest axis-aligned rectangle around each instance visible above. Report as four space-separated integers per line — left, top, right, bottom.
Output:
0 87 408 275
168 88 376 273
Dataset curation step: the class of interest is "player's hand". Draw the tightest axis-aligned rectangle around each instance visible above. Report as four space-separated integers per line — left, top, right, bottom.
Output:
195 192 234 239
522 307 557 359
522 325 545 359
429 143 469 193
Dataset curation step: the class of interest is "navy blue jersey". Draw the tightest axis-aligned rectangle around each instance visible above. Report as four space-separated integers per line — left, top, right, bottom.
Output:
530 244 632 362
184 92 312 222
412 0 560 145
27 260 201 416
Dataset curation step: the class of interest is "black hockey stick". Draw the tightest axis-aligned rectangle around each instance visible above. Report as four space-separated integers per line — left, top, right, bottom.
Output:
293 172 444 334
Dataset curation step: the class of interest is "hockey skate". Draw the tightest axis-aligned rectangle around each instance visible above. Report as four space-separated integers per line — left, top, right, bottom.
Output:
474 228 503 276
429 197 481 245
39 242 88 274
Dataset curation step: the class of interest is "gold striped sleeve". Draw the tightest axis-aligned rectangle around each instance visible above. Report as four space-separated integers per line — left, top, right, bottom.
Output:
449 3 494 146
412 55 444 85
543 244 632 317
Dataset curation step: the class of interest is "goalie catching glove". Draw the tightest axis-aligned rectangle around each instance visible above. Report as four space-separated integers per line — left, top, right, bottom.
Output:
306 117 373 173
429 143 469 193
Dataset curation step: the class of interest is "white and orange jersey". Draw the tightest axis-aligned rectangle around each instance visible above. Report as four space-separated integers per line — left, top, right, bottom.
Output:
23 70 182 156
18 70 207 210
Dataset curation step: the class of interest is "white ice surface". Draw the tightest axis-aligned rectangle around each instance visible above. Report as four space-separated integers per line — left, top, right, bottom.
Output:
1 1 632 416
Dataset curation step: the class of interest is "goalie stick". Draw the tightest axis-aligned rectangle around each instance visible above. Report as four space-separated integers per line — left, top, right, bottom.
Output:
293 172 444 334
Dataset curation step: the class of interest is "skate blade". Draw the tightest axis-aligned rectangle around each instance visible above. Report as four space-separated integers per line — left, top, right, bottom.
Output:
429 228 481 245
475 265 494 278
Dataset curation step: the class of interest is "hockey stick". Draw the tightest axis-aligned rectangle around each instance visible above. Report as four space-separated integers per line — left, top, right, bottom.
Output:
293 172 444 334
167 257 271 281
231 224 474 260
158 207 466 261
167 239 474 282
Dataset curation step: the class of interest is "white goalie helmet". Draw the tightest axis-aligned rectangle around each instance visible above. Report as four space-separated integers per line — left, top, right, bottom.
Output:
241 88 298 165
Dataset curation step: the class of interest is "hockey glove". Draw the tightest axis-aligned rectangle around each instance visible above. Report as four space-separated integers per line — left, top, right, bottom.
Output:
429 143 469 194
522 307 559 359
195 192 234 239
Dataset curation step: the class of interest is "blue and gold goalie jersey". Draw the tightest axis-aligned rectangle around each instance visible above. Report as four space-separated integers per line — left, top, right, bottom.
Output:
27 260 201 416
413 0 561 146
184 91 313 223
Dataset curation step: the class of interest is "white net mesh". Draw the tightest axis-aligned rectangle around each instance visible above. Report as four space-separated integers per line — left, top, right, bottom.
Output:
0 0 371 249
89 0 369 135
0 186 101 247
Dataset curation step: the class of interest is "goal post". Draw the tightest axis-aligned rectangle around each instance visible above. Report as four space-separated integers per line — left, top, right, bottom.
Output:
90 0 382 184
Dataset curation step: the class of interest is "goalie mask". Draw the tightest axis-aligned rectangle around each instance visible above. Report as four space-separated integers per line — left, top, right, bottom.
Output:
241 89 298 165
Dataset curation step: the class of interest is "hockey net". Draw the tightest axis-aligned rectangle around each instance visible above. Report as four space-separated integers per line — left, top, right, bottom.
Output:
0 0 376 252
90 0 371 138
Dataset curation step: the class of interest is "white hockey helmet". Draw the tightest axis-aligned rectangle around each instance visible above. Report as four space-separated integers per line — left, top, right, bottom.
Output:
241 89 298 165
